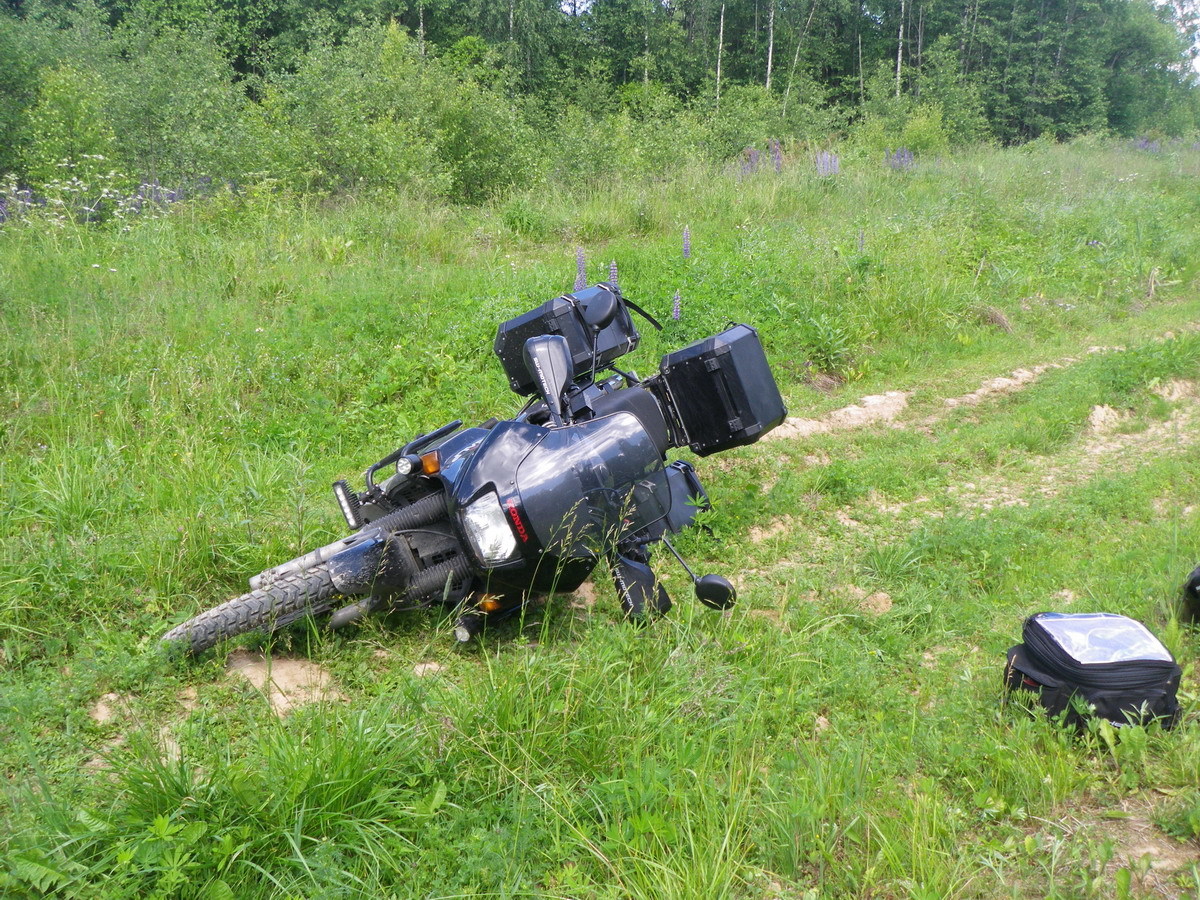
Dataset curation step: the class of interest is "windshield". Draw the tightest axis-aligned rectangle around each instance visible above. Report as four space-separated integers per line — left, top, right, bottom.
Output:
516 412 670 557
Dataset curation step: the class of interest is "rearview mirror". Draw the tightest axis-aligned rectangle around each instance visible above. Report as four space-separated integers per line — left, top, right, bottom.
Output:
695 574 736 610
580 287 618 333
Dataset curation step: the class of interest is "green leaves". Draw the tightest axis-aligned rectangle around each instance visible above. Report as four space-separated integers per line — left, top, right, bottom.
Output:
23 64 120 190
8 850 83 894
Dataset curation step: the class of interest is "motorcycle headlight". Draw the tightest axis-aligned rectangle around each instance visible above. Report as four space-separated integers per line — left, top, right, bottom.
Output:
460 492 520 565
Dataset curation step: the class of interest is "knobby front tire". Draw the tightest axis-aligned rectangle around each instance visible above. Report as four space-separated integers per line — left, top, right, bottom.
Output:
161 564 340 655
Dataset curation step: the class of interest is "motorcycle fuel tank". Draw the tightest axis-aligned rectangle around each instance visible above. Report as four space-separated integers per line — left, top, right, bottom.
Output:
513 411 671 557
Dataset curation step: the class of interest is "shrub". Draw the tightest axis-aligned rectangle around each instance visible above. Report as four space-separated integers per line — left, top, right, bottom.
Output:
701 84 786 159
22 64 119 189
247 25 533 202
432 75 536 203
0 14 45 178
900 104 951 156
101 26 251 183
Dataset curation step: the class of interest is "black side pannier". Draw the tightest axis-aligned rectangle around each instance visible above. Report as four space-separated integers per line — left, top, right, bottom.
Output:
494 284 639 396
1005 612 1181 729
651 324 787 457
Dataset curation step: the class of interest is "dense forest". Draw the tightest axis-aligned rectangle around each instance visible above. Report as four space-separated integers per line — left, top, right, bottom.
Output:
1 0 1199 203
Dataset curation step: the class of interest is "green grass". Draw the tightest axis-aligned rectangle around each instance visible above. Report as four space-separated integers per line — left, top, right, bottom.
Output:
3 140 1200 897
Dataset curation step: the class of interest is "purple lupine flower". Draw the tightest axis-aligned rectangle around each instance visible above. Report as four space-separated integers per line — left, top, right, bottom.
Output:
11 187 36 215
672 290 682 321
856 230 865 253
609 260 618 287
1134 137 1161 152
12 187 43 213
741 147 761 178
769 138 783 173
885 147 915 171
815 150 840 177
575 247 587 292
682 226 691 260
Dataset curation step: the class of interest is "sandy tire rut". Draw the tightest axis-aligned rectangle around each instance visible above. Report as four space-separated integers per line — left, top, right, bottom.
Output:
758 326 1200 520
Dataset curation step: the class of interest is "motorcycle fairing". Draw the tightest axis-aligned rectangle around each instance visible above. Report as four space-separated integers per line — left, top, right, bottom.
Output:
513 411 671 558
448 412 673 557
446 420 550 570
424 425 493 491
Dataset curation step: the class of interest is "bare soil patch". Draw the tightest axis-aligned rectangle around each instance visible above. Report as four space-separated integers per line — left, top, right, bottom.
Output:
861 591 893 615
748 606 785 624
568 581 597 611
1082 394 1197 460
1074 797 1199 897
747 340 1199 588
765 391 909 441
88 692 128 725
948 389 1200 513
226 649 346 716
177 686 199 712
832 584 891 613
1087 404 1126 434
750 516 793 543
1154 379 1196 402
86 687 200 766
764 339 1157 447
943 363 1066 409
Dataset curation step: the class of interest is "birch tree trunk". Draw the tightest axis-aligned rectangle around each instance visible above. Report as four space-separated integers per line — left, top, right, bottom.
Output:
782 0 819 116
859 32 865 102
716 2 725 109
644 2 650 85
766 1 776 89
896 0 906 98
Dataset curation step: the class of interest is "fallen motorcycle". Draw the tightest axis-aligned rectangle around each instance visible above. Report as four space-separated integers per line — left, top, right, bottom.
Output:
162 283 786 653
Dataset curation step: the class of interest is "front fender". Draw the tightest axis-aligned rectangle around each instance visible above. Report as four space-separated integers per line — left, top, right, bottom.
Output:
326 535 412 594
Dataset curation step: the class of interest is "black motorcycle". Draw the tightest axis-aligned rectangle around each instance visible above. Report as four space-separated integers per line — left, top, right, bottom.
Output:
162 283 786 653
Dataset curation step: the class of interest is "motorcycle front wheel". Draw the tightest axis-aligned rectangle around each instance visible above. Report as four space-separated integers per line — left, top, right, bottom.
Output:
161 563 340 655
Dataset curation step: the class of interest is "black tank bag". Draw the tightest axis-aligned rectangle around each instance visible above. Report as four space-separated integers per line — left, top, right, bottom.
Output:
1005 612 1181 729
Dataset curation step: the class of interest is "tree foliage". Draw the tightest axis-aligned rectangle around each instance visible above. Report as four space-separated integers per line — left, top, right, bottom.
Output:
0 0 1196 199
